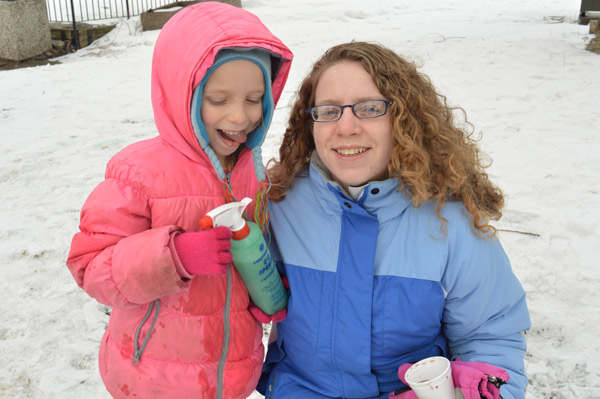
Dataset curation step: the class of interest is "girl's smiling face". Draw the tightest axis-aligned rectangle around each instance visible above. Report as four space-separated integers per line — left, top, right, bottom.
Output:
201 59 265 166
312 61 393 192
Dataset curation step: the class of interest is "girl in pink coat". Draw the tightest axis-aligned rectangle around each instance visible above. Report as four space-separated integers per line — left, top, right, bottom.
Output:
66 2 292 398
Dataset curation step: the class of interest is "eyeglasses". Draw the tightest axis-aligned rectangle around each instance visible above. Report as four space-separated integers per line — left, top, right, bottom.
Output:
306 99 392 122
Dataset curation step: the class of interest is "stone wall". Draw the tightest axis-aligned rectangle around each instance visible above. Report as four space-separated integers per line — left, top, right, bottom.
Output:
0 0 52 61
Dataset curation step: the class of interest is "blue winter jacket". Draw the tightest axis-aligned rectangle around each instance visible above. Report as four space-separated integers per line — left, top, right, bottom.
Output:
258 156 530 399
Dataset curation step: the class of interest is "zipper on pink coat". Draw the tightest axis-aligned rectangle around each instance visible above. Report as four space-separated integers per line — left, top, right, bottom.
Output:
216 263 232 399
131 299 161 365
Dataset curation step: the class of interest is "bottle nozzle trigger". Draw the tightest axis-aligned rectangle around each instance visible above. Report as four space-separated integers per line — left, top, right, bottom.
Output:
198 198 252 239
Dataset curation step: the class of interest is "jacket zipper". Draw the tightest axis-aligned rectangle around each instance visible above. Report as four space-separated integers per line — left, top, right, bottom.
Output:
216 264 232 399
132 299 161 365
216 176 238 398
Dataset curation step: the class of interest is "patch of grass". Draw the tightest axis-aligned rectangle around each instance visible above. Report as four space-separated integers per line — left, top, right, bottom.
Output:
587 34 600 54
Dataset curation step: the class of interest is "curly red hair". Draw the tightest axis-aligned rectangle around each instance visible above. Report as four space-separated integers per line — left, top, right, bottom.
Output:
268 42 503 234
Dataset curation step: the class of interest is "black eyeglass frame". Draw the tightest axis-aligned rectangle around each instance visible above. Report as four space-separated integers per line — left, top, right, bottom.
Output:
306 99 392 122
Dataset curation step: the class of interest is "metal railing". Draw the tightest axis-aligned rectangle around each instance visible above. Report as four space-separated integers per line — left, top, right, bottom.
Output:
46 0 173 50
46 0 172 22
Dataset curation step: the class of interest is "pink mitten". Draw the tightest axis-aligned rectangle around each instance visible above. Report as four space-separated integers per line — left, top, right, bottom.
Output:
172 226 232 276
390 363 419 398
249 302 287 323
248 277 289 323
397 358 509 399
450 358 509 399
388 388 418 399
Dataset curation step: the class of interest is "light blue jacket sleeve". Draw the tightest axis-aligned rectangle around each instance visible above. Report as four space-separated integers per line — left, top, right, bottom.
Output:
441 209 531 399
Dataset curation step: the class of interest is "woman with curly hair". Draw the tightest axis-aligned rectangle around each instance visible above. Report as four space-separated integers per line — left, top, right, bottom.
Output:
257 42 530 399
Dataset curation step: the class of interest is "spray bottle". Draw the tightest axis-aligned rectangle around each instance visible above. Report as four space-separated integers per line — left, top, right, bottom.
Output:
199 198 288 315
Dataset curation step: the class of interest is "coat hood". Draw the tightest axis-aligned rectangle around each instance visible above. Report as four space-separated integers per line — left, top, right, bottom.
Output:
150 1 293 175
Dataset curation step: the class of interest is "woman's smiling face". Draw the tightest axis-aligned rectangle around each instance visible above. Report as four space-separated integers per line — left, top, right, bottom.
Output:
312 61 393 192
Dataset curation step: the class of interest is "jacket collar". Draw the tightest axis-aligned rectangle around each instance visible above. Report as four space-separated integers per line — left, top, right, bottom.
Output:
309 151 413 224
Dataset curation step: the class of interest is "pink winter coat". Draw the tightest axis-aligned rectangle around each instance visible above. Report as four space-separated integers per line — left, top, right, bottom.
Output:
66 3 292 398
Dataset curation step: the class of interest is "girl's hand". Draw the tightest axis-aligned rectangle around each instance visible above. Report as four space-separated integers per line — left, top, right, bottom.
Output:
173 226 233 275
248 276 289 323
249 302 287 324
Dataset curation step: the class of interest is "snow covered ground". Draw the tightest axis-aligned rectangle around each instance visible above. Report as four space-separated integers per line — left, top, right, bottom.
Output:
1 0 599 398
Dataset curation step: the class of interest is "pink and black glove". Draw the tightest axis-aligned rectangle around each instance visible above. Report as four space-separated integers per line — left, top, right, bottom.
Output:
391 358 509 399
446 358 509 399
387 387 418 399
172 226 233 276
249 277 289 323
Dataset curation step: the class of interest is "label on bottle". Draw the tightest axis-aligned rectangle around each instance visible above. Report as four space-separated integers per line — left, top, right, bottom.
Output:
231 223 288 314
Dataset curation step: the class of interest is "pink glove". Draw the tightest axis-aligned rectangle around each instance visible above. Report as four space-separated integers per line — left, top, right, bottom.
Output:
249 302 287 323
396 358 509 399
448 358 509 399
388 388 418 399
172 226 233 276
248 276 289 323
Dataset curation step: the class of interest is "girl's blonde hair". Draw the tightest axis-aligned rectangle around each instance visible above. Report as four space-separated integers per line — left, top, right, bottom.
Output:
268 41 504 234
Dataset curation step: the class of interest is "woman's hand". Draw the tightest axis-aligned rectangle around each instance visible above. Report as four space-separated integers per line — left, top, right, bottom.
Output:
396 358 509 399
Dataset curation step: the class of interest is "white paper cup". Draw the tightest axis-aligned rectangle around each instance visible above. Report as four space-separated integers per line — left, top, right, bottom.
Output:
404 356 455 399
